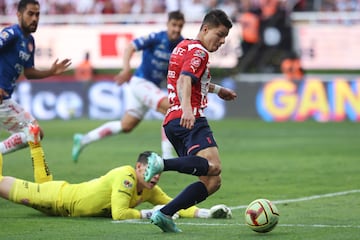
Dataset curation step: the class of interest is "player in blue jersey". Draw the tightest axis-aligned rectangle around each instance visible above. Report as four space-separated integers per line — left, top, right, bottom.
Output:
0 0 71 182
72 11 185 162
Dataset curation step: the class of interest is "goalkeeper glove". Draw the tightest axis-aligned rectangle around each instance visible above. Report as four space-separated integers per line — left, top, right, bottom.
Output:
209 204 232 219
140 209 153 219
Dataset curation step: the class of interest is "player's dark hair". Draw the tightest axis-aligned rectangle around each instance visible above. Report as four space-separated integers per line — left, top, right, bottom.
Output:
137 151 153 165
168 10 185 22
18 0 39 13
201 9 232 30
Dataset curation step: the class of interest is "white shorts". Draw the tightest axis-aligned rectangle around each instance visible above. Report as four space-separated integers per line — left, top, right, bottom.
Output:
0 99 35 133
126 76 167 119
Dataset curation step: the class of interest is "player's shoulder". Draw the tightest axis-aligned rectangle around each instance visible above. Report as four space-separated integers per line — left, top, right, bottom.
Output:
148 30 165 38
110 165 136 178
179 39 208 56
1 24 18 35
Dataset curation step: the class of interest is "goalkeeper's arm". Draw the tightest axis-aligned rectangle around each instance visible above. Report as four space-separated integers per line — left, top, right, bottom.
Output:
195 204 232 219
145 204 232 219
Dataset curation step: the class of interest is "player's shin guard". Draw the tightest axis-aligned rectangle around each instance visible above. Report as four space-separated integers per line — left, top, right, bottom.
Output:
29 142 53 183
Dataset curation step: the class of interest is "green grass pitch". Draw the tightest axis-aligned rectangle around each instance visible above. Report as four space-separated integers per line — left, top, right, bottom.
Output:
0 119 359 240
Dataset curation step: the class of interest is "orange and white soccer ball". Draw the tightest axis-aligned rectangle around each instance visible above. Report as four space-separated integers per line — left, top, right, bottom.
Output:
244 198 280 233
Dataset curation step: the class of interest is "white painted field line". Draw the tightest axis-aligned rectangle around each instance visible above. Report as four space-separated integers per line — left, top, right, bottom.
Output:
230 189 360 210
112 189 360 229
112 221 360 229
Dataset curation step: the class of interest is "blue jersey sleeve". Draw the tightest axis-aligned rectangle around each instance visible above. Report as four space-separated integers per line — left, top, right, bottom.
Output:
132 32 159 51
0 27 18 50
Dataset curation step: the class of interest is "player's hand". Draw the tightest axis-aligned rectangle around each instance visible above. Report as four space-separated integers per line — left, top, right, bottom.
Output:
0 88 9 104
218 87 237 101
180 108 195 129
209 204 232 219
51 58 72 75
114 69 132 85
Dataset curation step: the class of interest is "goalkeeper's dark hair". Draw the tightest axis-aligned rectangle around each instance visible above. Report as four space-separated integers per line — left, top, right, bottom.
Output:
137 151 153 165
200 9 232 30
18 0 39 13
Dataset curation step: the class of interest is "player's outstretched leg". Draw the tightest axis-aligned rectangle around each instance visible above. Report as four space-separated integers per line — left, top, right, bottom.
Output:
72 133 84 163
144 152 164 182
150 210 181 233
71 121 122 162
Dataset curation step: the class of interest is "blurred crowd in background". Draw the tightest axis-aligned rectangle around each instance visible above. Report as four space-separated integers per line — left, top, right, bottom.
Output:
1 0 360 21
2 0 359 77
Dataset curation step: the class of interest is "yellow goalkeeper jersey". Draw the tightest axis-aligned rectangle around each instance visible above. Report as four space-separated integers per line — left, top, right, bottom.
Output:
10 165 197 219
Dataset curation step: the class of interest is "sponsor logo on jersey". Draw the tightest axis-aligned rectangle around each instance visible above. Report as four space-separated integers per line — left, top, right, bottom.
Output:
1 31 9 39
190 57 201 72
123 179 133 188
194 50 206 59
28 42 34 52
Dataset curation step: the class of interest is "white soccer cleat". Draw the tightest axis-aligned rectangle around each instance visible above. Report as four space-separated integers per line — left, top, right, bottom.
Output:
22 123 41 144
209 204 232 219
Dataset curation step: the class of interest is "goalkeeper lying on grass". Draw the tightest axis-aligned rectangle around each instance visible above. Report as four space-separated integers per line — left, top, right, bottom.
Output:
0 150 231 220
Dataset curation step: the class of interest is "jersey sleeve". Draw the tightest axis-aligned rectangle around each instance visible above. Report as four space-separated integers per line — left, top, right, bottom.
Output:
146 185 173 206
110 171 142 220
0 27 17 50
132 32 159 51
180 47 208 83
178 206 198 218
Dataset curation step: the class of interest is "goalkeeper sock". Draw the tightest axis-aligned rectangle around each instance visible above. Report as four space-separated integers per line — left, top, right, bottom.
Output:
161 181 208 216
164 156 209 176
29 142 53 183
82 121 121 145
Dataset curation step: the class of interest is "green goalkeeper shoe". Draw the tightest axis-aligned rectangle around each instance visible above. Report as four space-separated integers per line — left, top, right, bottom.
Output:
72 134 83 163
144 152 164 182
150 210 181 233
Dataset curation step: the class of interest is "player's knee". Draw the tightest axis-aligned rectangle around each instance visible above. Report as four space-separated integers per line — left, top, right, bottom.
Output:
208 163 222 176
121 123 135 133
121 121 137 133
121 126 134 133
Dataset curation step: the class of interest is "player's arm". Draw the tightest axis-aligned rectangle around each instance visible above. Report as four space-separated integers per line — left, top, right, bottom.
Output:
24 58 71 80
114 42 136 85
179 204 232 218
177 74 195 129
209 83 237 101
110 175 144 220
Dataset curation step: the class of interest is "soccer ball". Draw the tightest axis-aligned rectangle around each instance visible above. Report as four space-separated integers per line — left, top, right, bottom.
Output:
244 198 280 233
